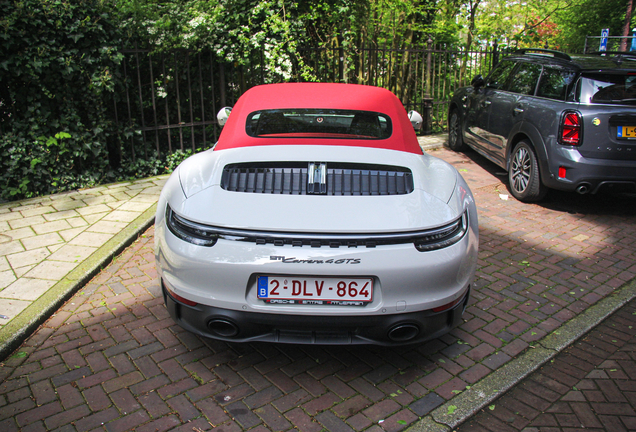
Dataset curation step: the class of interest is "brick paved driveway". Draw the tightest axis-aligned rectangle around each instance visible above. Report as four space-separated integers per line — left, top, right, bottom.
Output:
0 148 635 432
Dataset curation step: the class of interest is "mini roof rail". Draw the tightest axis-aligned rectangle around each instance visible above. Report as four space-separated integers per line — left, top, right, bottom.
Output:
514 48 571 61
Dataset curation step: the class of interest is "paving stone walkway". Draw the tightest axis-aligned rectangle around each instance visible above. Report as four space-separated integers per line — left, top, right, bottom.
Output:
0 138 635 431
0 176 168 356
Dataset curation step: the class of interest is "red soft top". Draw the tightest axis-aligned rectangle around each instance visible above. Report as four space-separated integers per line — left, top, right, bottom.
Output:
214 83 423 154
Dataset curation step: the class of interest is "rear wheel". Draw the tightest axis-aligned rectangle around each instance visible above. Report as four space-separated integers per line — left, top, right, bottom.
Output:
508 140 547 202
447 110 466 151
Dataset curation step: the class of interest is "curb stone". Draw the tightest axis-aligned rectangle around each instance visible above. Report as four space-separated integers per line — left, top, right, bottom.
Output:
0 203 157 361
406 277 636 431
406 417 451 432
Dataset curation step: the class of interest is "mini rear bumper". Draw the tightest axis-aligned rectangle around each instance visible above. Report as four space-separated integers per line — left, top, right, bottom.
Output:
162 279 469 346
547 147 636 194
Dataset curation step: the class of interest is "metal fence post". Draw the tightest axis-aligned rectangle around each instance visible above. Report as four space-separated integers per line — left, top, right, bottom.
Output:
219 63 226 107
422 38 433 135
338 36 345 83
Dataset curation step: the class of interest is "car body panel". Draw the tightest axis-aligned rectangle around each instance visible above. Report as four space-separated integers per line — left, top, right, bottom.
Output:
156 211 478 315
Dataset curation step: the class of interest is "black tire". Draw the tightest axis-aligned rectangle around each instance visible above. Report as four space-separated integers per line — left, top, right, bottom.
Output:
508 140 547 202
447 110 466 151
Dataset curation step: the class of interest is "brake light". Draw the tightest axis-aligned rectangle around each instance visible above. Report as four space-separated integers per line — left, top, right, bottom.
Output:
560 112 582 146
432 296 463 313
432 287 469 313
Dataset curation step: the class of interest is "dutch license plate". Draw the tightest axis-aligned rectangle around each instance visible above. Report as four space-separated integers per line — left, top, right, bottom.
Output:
257 275 373 305
618 126 636 139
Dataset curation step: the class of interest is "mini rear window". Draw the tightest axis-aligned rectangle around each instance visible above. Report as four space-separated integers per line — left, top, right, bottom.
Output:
579 73 636 105
246 109 392 139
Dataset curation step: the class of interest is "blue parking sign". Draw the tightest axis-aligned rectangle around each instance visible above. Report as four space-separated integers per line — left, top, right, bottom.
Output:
600 28 609 51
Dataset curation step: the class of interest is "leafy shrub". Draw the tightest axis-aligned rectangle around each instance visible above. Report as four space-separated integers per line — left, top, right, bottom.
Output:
0 0 125 200
0 131 101 199
165 149 196 173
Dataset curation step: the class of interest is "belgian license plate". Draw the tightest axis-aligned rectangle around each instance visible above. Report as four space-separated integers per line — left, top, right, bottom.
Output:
617 126 636 139
257 275 373 305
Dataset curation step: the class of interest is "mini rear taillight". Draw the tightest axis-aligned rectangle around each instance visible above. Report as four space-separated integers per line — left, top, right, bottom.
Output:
559 111 582 146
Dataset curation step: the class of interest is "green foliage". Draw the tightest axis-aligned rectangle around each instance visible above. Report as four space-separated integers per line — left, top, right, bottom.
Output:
0 0 125 200
116 156 164 180
554 0 634 50
107 147 207 186
164 149 196 173
108 0 321 81
0 132 100 200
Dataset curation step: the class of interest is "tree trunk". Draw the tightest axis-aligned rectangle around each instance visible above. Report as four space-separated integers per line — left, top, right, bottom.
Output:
460 0 481 87
621 0 634 51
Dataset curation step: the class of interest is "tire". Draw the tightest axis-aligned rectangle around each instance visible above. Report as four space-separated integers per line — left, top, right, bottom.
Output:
447 110 466 151
508 140 547 202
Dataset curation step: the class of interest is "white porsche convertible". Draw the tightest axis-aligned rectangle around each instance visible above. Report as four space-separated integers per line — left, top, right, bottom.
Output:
155 83 478 345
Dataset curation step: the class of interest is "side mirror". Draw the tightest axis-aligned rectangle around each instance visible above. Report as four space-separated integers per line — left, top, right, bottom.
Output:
471 75 485 89
217 107 232 126
408 110 423 131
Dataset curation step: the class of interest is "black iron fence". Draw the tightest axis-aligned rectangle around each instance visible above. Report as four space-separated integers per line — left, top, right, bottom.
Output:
111 42 501 162
113 46 264 163
584 35 636 53
296 41 499 135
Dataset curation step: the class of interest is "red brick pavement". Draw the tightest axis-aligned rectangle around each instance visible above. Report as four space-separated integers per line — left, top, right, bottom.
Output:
456 298 636 432
0 148 635 431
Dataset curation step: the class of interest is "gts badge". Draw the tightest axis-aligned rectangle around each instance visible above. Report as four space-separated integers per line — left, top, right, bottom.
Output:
270 256 361 264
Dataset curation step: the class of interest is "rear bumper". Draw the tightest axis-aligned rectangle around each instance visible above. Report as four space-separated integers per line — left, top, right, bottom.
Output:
162 280 469 346
546 146 636 194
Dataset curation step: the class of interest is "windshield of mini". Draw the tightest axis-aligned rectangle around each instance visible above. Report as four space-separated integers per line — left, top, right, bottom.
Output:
246 109 392 139
579 72 636 105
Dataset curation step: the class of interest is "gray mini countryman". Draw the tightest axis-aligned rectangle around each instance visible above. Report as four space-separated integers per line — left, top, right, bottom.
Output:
448 48 636 202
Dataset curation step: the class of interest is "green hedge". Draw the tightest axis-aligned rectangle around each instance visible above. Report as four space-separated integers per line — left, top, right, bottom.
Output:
0 0 126 200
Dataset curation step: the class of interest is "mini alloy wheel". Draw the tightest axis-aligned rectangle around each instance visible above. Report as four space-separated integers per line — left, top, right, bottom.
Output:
509 140 546 202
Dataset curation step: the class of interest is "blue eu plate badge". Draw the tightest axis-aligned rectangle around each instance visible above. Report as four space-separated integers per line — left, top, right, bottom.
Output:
258 277 269 298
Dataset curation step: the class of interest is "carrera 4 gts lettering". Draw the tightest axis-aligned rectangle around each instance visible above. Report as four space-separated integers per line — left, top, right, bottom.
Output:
270 256 361 264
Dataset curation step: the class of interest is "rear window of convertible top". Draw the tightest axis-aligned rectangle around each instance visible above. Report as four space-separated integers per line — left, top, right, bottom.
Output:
245 109 392 139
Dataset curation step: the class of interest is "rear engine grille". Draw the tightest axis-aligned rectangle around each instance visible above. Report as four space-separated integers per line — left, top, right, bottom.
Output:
221 162 414 195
